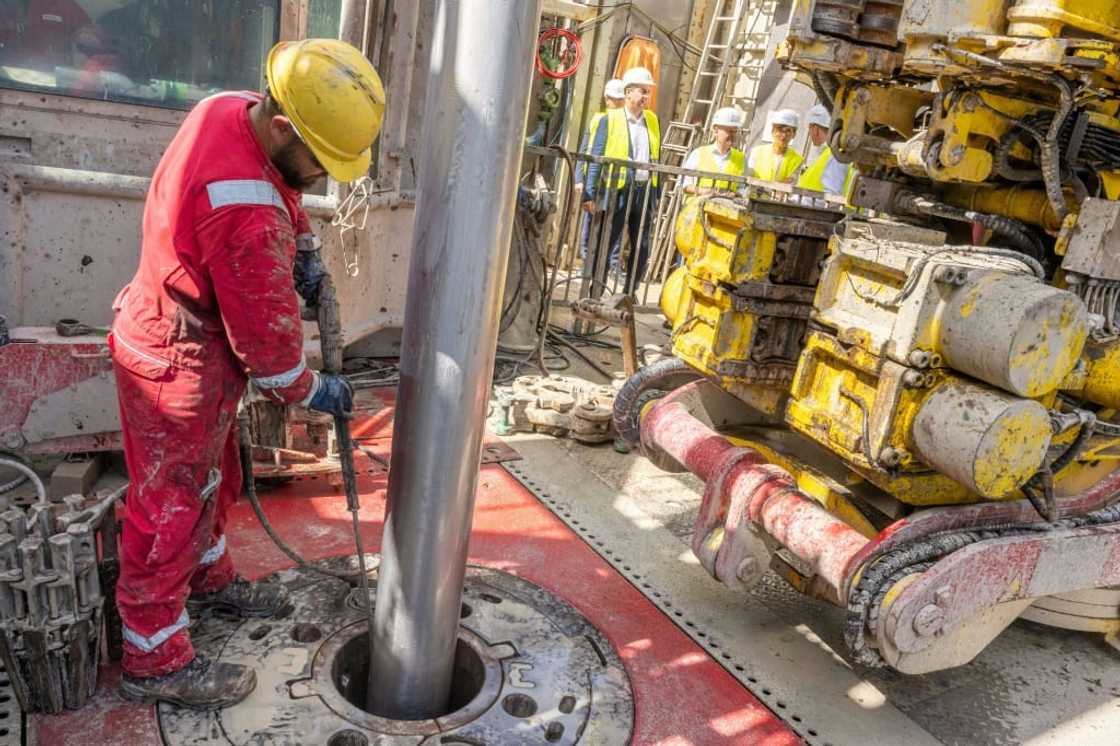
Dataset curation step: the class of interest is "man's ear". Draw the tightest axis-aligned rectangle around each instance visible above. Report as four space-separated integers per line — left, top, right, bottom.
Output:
269 114 295 143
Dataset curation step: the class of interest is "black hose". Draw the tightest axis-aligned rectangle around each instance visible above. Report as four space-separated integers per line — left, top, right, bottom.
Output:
0 455 45 503
994 129 1044 182
845 530 981 667
1022 410 1097 521
845 494 1120 666
967 210 1048 263
531 145 579 379
1050 411 1097 475
812 72 838 114
1041 76 1073 223
611 356 701 450
238 418 363 586
900 193 1047 265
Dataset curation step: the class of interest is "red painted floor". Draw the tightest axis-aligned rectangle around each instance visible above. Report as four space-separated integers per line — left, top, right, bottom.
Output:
32 393 799 746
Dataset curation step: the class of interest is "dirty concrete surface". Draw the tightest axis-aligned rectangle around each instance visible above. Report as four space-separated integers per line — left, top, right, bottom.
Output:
506 307 1120 746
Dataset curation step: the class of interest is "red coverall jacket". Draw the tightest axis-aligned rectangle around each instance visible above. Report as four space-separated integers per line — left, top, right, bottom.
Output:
109 91 316 676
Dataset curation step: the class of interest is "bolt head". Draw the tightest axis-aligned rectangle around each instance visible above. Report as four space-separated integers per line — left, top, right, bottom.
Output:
908 349 931 369
879 447 903 468
902 369 925 388
736 557 759 583
913 602 945 637
0 430 23 450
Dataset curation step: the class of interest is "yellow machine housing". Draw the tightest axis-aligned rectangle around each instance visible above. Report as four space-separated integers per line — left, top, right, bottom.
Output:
665 0 1120 515
665 194 1120 510
666 196 842 411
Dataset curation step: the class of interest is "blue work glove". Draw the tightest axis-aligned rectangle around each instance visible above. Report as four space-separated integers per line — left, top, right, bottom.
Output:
293 234 327 308
306 373 354 419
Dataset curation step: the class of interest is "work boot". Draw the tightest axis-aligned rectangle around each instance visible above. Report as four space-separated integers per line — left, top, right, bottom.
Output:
188 576 291 618
120 655 256 709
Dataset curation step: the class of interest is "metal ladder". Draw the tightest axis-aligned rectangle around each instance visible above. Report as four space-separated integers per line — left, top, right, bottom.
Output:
646 0 779 287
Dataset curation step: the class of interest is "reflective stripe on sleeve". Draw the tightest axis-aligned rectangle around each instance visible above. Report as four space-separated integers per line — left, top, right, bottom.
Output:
206 179 286 211
251 360 307 390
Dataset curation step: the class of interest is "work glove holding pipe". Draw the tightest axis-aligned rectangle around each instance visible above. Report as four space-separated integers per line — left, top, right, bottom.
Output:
304 372 354 419
293 233 328 309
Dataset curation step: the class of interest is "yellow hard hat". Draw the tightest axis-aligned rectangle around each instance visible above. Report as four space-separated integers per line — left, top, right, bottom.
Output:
266 39 386 183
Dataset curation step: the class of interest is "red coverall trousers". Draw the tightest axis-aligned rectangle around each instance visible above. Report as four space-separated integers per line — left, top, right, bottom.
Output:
112 339 244 677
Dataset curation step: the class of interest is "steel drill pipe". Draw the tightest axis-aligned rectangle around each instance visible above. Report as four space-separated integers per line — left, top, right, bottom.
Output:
641 382 870 593
369 0 542 720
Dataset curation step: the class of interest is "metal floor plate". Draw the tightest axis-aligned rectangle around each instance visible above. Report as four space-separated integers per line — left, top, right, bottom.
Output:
160 559 633 745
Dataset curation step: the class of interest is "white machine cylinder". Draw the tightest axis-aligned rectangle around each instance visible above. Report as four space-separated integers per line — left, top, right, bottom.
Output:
938 271 1088 398
911 379 1052 498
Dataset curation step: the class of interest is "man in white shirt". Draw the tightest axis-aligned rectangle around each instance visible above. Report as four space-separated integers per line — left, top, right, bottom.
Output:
681 106 746 199
582 67 662 293
797 103 851 198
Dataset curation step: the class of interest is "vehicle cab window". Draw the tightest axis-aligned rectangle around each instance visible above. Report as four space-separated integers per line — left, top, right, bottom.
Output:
0 1 281 109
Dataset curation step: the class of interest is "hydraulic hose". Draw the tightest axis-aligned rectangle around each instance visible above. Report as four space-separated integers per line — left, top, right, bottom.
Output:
898 193 1047 267
612 356 701 450
846 495 1120 666
0 473 26 495
0 456 46 504
812 72 838 114
1040 76 1073 223
238 417 364 586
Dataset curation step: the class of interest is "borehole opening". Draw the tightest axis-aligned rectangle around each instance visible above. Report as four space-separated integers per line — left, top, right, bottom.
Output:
332 633 486 720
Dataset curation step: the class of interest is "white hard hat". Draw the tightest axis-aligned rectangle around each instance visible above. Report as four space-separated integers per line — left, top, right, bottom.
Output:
604 78 625 100
771 108 799 128
807 104 830 129
711 106 744 128
621 67 656 89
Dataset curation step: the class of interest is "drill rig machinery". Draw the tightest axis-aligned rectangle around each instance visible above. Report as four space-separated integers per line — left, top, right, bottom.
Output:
614 0 1120 673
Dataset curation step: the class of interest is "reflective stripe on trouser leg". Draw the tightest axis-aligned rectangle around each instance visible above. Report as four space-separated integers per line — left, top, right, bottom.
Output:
189 423 241 596
122 610 190 653
199 535 226 566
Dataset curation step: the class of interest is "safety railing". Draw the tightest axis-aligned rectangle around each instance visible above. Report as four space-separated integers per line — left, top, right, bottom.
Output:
523 144 837 315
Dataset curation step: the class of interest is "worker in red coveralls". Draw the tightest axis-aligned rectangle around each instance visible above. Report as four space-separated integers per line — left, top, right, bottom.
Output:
108 39 385 709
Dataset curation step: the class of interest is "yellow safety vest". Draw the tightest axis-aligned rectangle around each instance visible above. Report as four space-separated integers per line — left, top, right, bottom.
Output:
797 146 858 203
604 107 661 188
797 146 833 191
587 111 605 143
696 145 746 190
749 144 802 183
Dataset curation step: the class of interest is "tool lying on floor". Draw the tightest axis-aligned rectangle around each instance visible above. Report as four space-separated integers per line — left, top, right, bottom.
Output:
54 319 111 337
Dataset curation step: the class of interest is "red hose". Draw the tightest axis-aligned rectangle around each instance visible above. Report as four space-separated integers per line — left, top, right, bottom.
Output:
536 28 582 80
